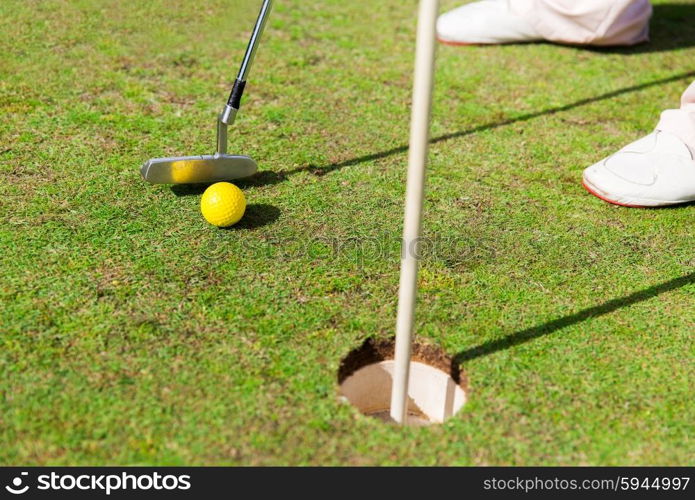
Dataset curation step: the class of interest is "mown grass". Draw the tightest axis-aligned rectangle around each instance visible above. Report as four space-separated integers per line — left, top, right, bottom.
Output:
1 0 693 465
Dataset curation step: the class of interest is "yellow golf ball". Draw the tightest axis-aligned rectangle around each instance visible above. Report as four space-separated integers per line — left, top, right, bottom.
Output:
200 182 246 227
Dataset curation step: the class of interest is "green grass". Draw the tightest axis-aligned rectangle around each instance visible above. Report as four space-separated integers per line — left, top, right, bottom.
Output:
1 0 694 465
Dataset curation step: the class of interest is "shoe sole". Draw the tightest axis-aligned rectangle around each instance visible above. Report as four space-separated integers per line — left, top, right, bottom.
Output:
582 179 648 208
436 36 482 47
582 177 692 208
436 36 541 47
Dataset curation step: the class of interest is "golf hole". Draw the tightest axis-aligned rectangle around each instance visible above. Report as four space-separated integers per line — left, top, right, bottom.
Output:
338 338 468 426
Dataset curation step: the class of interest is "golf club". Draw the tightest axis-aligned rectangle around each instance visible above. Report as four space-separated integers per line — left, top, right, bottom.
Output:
390 0 439 425
140 0 273 184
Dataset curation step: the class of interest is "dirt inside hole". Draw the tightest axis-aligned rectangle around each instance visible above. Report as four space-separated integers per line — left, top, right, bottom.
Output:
338 338 468 425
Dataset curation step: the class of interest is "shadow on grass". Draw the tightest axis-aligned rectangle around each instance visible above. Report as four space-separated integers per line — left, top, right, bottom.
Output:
221 203 280 230
169 170 290 195
243 70 695 187
169 185 280 228
170 184 209 197
453 271 695 364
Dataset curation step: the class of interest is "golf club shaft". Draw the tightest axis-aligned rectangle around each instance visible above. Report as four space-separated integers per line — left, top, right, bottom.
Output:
390 0 439 425
220 0 273 127
237 0 273 82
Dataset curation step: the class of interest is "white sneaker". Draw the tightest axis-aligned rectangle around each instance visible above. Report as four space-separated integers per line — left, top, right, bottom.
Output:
583 131 695 207
436 0 542 45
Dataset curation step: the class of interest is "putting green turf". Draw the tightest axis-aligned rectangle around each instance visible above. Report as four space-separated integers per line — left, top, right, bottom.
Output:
1 0 694 465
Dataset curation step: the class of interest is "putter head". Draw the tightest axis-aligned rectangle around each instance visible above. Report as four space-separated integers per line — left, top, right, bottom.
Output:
140 153 257 184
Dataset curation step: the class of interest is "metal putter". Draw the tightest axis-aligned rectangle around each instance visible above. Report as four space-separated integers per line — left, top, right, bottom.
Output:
141 0 273 184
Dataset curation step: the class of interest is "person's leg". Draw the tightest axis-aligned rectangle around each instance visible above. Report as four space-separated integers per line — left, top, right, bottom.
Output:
656 81 695 153
583 81 695 207
437 0 651 46
510 0 652 46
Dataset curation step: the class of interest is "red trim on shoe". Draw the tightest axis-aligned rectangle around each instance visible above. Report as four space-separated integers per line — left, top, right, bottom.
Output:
436 37 543 47
582 180 649 208
436 36 479 46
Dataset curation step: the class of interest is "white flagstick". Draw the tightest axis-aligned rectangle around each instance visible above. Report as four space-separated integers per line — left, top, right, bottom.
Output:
390 0 439 425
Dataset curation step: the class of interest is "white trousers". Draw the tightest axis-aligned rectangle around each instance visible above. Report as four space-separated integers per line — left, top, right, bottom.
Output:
657 81 695 152
509 0 652 46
